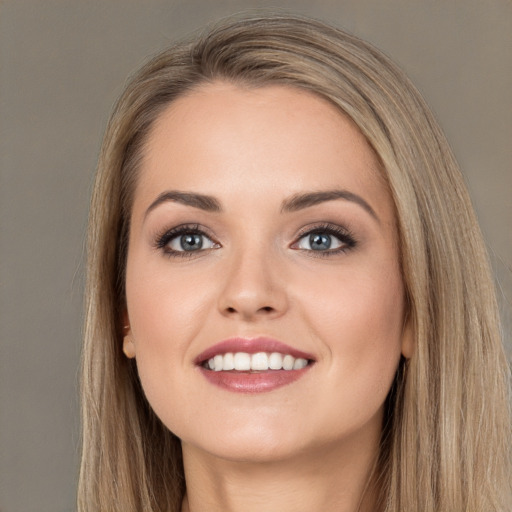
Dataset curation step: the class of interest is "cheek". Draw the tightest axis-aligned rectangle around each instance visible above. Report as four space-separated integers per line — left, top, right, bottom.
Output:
300 253 404 330
126 253 210 343
124 264 200 430
298 260 405 393
312 279 403 438
124 253 219 410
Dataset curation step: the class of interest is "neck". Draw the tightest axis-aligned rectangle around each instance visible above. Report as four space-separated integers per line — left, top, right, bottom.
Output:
180 433 380 512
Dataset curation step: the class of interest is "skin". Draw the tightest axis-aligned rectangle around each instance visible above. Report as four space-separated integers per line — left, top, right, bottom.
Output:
124 83 412 512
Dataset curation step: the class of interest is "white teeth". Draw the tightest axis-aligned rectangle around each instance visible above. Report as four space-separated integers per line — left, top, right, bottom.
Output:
213 354 223 372
293 358 308 370
269 352 283 369
234 352 251 371
205 352 310 371
282 354 295 370
251 352 269 370
222 352 234 370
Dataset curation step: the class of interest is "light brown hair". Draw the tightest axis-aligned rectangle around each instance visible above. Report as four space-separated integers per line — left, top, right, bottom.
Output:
79 13 511 511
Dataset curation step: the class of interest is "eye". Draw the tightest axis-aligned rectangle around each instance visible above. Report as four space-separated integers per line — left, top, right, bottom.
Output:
168 232 216 252
296 232 342 251
292 224 356 255
156 224 219 256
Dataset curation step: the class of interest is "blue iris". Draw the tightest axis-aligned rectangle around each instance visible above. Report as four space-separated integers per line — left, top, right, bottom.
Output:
180 233 203 251
309 233 331 250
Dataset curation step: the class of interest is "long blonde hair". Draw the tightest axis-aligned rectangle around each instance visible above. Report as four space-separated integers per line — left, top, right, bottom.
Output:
79 13 511 511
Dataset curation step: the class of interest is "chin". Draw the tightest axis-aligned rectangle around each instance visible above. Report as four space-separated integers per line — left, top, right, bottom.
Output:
197 435 308 464
176 413 313 463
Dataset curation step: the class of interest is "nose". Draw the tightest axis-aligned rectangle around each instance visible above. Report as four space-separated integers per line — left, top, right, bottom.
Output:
217 247 288 321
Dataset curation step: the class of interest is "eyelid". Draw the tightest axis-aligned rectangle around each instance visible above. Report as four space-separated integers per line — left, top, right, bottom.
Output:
291 222 357 255
152 221 357 259
167 232 217 252
154 223 220 256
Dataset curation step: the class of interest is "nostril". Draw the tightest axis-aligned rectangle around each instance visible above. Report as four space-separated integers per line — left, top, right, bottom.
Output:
223 305 276 315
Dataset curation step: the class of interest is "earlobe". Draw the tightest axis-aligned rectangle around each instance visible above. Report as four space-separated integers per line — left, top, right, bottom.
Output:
122 314 136 359
123 331 136 359
401 319 414 359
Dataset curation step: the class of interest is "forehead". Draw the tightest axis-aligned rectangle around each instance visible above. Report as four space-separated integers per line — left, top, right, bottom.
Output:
135 82 393 220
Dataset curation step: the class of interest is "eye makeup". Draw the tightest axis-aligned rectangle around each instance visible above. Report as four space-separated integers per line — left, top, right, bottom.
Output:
291 222 357 258
152 219 357 260
153 223 220 258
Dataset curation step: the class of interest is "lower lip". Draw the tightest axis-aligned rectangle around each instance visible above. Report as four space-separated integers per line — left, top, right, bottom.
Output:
198 366 312 393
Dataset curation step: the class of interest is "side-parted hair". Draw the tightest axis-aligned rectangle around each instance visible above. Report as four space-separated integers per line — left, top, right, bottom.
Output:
79 13 511 511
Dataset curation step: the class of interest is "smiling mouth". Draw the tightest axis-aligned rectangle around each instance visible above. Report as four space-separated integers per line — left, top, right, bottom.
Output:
202 351 312 372
195 337 315 392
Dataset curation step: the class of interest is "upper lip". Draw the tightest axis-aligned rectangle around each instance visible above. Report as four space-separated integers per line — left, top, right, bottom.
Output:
194 337 315 365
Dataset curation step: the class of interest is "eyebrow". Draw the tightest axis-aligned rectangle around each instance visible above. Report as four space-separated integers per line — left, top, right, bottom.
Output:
281 190 379 222
144 189 379 223
145 191 222 218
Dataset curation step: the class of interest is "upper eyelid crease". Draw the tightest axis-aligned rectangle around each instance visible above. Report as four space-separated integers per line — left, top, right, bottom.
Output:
294 223 357 246
155 224 213 246
144 189 379 224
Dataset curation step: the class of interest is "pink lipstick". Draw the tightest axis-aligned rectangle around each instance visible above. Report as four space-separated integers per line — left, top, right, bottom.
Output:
195 337 315 393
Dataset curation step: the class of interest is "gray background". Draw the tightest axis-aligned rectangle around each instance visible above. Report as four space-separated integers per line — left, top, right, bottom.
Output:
1 1 510 511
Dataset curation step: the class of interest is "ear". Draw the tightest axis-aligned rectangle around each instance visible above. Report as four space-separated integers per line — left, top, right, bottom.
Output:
122 311 136 359
400 315 414 359
123 332 136 359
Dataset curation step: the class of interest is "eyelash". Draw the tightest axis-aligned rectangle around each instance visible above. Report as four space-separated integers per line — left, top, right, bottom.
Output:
154 222 357 259
293 223 357 258
155 224 218 259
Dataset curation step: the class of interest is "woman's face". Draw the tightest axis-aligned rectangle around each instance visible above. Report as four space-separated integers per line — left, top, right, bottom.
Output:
124 83 411 462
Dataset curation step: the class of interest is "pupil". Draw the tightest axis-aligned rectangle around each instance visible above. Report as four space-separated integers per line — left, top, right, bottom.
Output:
310 233 331 250
181 234 202 251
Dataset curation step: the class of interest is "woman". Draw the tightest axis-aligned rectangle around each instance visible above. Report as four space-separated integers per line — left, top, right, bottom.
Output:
78 14 511 511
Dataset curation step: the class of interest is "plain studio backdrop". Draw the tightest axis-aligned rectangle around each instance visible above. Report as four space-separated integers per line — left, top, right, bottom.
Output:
0 1 510 511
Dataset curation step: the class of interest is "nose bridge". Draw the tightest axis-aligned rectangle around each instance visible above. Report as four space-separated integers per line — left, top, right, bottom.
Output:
218 238 287 320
